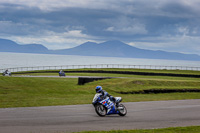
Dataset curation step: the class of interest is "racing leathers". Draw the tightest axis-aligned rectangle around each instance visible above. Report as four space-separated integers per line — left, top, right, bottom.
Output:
100 90 116 105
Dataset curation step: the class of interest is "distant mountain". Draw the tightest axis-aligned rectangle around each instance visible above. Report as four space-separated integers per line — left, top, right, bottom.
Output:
0 38 48 53
0 38 200 61
51 40 200 61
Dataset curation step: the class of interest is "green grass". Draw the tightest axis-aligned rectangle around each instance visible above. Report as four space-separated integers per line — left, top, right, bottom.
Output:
0 76 94 107
1 72 200 108
106 78 200 93
74 126 200 133
14 72 200 81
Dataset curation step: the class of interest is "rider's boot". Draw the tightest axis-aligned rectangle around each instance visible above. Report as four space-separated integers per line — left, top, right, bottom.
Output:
116 102 119 107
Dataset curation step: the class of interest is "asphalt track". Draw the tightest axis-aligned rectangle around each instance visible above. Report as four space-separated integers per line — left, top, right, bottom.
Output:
0 99 200 133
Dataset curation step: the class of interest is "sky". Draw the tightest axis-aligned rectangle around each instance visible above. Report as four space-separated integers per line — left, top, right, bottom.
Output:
0 0 200 54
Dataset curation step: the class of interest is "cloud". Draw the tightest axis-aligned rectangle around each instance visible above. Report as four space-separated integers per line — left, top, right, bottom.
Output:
3 29 96 49
0 20 39 36
178 26 189 35
0 0 128 12
0 0 200 54
105 18 148 35
129 34 200 55
106 25 147 35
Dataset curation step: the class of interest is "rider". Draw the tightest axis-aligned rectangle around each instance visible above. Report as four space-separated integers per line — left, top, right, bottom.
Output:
95 86 117 106
5 69 8 74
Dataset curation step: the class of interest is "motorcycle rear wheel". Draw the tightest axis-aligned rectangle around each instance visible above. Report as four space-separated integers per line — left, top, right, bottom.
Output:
118 104 127 116
95 104 106 117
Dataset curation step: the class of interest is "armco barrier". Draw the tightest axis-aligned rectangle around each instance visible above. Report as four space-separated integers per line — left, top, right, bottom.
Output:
1 64 200 73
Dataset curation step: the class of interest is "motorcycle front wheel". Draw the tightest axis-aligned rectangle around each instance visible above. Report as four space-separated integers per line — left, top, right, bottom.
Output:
95 104 106 117
118 103 127 116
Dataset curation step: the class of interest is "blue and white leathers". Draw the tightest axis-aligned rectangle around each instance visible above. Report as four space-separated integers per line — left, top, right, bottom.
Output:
92 93 127 116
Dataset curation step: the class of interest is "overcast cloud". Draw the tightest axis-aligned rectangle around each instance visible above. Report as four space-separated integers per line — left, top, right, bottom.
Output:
0 0 200 54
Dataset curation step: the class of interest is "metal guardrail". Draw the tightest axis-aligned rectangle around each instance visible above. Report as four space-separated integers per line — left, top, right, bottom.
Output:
0 64 200 73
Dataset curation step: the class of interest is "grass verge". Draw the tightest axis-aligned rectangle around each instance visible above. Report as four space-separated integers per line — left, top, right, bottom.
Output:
1 72 200 108
74 126 200 133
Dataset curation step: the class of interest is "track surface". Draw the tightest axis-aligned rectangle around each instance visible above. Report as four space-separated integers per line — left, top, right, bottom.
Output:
0 99 200 133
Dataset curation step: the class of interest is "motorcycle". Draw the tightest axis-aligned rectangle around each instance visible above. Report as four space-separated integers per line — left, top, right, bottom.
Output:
92 93 127 117
2 71 11 76
59 71 65 77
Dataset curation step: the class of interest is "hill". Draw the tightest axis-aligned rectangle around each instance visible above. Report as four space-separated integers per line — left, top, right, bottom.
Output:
0 38 48 53
50 40 200 61
0 38 200 61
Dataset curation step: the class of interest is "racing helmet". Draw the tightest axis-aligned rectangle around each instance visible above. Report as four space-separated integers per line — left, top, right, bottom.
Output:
96 86 102 93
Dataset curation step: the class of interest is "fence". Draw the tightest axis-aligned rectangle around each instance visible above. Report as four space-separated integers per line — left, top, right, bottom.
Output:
1 64 200 73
